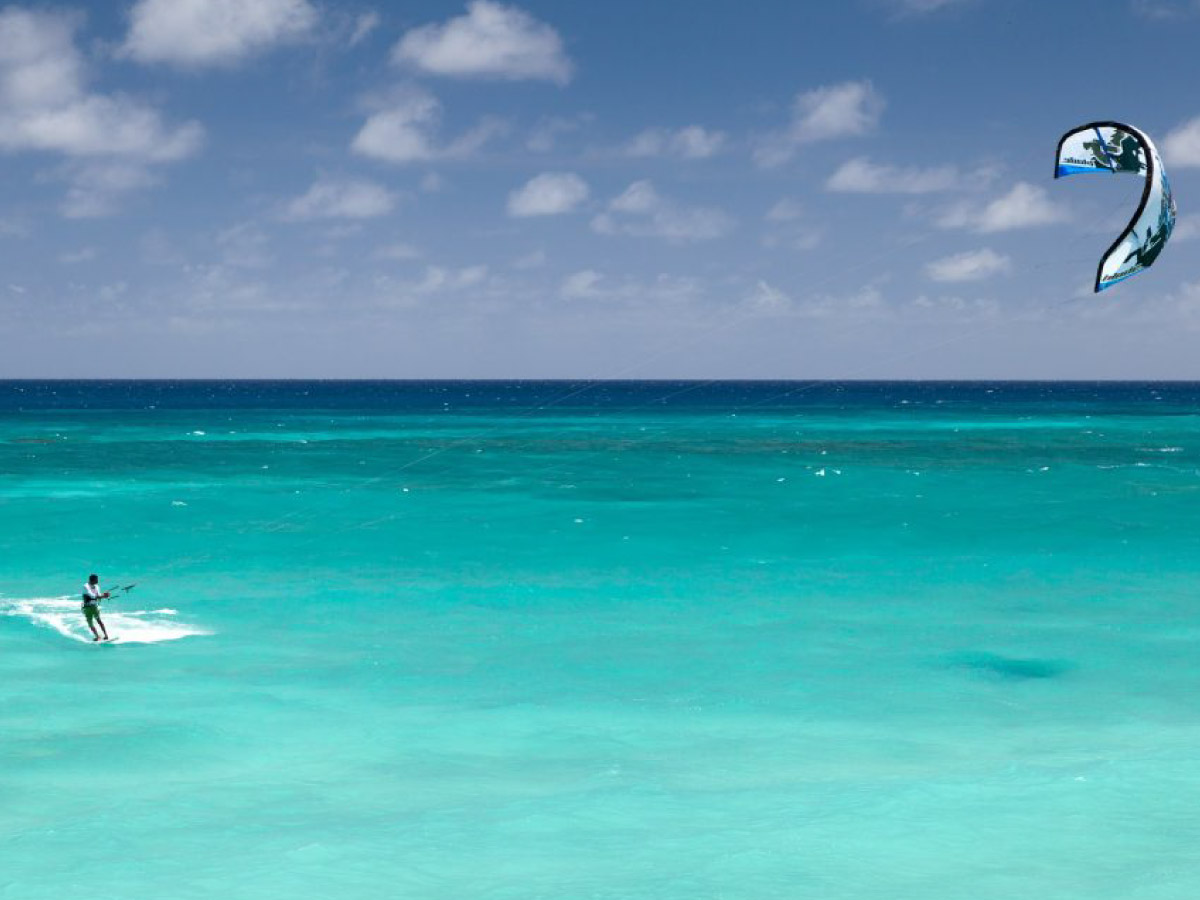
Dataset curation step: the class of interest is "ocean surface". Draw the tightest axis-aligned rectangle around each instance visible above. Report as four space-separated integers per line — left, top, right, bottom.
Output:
3 380 1200 898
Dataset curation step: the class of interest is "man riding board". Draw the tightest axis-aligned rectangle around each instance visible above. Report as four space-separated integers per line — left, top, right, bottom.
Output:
82 574 110 642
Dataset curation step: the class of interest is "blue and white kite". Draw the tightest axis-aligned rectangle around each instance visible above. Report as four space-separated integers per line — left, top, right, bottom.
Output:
1055 121 1176 292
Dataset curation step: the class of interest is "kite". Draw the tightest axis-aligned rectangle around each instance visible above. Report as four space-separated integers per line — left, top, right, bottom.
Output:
1054 121 1175 292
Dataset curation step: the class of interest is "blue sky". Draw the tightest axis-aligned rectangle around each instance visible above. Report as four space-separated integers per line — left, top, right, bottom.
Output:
2 0 1200 378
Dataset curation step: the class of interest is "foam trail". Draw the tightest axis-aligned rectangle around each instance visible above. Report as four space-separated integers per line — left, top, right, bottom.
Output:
0 596 209 644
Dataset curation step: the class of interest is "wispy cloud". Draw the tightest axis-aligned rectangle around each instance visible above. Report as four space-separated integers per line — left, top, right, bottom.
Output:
59 162 161 219
512 249 546 269
348 11 380 46
561 269 603 299
0 8 202 216
1164 116 1200 167
827 157 969 193
592 180 734 243
351 85 507 164
526 114 592 152
507 172 589 217
216 222 274 268
122 0 317 68
1130 0 1200 19
559 269 706 306
754 80 884 168
283 177 397 220
744 280 792 313
374 242 422 261
886 0 973 15
926 248 1010 282
624 126 726 159
58 246 96 264
0 217 28 238
1172 214 1200 241
762 200 821 250
938 183 1067 232
0 9 202 161
392 1 572 84
765 199 803 222
413 264 489 293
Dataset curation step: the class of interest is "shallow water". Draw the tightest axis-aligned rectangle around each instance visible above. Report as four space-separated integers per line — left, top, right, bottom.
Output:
3 381 1200 898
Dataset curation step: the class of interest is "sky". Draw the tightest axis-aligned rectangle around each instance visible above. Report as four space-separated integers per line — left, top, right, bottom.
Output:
2 0 1200 378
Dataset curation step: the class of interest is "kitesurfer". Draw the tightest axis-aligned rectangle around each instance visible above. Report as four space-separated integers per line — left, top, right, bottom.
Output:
82 574 110 642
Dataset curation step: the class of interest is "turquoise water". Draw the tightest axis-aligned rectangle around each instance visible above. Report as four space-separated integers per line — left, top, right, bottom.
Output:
4 381 1200 898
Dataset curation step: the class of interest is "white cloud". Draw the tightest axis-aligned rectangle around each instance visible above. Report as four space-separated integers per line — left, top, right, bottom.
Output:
763 228 822 252
392 1 571 84
625 126 726 159
745 280 791 313
122 0 317 67
826 157 964 193
322 223 364 240
58 246 96 264
351 85 506 164
887 0 972 14
592 180 734 242
1164 117 1200 167
352 89 438 163
754 80 884 167
284 177 396 220
0 9 203 164
512 248 546 268
361 263 496 312
8 95 203 161
0 8 201 218
507 172 589 217
216 221 273 268
60 162 160 219
609 180 660 214
926 248 1011 282
1172 214 1200 241
139 228 184 266
762 199 820 250
414 264 488 293
938 182 1067 233
735 282 891 322
766 199 804 222
348 11 380 46
0 217 27 238
561 269 603 299
526 114 590 152
97 281 129 302
375 242 422 261
558 270 705 306
1131 0 1200 19
446 116 509 156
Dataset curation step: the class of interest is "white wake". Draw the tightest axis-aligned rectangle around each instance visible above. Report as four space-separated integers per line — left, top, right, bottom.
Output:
0 596 210 644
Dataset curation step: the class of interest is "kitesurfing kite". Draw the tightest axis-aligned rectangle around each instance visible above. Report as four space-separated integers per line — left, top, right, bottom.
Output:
1054 121 1176 292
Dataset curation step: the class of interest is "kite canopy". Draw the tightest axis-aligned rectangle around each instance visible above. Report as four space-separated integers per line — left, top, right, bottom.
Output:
1055 121 1175 292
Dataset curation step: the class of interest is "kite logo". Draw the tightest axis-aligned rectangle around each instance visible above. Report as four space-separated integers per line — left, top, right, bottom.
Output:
1082 131 1145 174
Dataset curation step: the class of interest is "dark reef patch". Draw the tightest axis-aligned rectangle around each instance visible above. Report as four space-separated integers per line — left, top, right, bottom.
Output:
949 652 1073 681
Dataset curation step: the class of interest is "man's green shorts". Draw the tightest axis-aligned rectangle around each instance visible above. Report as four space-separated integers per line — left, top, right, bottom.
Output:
83 603 101 623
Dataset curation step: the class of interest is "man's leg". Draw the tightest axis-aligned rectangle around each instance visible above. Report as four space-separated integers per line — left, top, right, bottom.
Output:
95 614 109 640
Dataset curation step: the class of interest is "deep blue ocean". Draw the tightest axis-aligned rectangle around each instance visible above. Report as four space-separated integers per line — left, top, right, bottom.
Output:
4 380 1200 898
